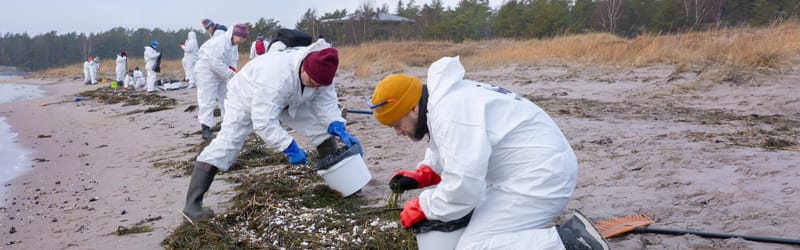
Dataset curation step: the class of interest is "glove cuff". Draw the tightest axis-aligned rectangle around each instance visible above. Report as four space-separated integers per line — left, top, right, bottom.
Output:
415 165 441 188
283 140 299 154
327 121 346 136
400 198 425 229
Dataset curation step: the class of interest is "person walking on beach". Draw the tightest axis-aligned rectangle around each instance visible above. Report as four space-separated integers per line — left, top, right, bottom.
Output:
115 51 127 86
369 56 608 249
83 56 92 84
194 24 247 140
182 41 360 222
144 40 160 92
249 34 266 60
181 31 200 88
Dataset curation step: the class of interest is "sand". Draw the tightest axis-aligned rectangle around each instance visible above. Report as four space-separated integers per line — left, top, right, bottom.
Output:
1 60 799 249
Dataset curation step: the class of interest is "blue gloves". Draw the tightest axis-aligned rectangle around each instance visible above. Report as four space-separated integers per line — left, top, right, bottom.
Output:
282 140 307 165
328 121 362 152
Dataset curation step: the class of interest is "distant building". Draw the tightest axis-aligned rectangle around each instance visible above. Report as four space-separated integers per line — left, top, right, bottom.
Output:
321 12 416 45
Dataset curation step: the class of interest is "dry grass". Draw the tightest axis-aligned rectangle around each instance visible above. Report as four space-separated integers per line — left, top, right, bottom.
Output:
339 21 800 76
31 21 800 80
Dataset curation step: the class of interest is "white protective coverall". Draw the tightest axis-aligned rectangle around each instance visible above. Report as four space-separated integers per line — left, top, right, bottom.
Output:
194 29 239 128
115 54 127 82
89 58 100 84
181 31 200 86
83 60 91 83
144 46 160 92
133 69 145 89
416 56 577 249
196 40 343 171
123 72 134 89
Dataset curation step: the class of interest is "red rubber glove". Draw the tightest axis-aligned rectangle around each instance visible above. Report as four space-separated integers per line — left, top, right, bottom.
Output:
228 66 238 73
400 197 426 229
389 165 441 192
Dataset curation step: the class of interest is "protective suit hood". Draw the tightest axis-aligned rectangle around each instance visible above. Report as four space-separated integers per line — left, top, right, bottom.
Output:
426 56 465 107
188 31 197 41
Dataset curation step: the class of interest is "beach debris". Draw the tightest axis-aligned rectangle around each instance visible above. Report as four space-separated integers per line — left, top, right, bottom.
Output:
590 137 613 145
33 158 48 162
37 134 51 138
121 210 127 215
184 104 197 112
78 87 177 113
115 225 153 236
39 97 91 107
9 227 16 234
89 197 99 202
55 181 60 185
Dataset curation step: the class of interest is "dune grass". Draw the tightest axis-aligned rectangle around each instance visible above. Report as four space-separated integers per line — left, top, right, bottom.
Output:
32 21 800 81
338 21 800 77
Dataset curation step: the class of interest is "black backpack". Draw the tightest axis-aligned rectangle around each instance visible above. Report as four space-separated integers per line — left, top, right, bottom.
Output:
267 29 312 51
153 50 162 73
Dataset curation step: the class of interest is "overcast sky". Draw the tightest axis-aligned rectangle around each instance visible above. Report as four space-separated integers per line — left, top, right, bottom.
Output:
2 0 505 36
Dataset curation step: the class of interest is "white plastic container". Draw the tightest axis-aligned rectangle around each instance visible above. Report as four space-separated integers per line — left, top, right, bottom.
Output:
315 144 371 197
415 227 466 250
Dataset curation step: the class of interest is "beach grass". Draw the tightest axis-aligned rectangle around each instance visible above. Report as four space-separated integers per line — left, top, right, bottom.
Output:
31 21 800 81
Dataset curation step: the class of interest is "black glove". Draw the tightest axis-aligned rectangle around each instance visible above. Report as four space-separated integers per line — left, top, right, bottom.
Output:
389 173 420 193
388 165 440 193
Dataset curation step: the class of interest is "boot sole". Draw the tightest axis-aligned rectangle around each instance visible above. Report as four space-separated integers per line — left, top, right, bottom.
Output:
573 210 610 250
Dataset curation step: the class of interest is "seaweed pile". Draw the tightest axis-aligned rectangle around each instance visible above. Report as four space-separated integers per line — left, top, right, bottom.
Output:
160 135 418 249
78 87 177 113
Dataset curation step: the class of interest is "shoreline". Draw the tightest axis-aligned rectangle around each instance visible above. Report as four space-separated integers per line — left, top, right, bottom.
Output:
0 80 46 200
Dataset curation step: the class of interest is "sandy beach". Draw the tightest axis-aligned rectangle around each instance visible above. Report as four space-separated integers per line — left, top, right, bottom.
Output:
0 77 237 249
1 58 799 249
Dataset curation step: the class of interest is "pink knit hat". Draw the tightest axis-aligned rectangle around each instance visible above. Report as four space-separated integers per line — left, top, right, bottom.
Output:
232 24 248 38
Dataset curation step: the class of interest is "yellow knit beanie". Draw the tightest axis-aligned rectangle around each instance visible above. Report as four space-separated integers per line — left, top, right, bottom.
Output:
370 74 423 126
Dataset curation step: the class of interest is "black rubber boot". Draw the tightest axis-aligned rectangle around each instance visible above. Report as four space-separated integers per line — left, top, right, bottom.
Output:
316 137 338 159
557 210 610 250
182 161 218 222
201 124 212 140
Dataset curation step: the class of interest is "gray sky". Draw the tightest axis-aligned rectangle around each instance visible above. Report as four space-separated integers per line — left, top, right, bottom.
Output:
2 0 504 35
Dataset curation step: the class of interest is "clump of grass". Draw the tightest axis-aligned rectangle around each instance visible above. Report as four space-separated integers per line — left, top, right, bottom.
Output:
762 137 796 150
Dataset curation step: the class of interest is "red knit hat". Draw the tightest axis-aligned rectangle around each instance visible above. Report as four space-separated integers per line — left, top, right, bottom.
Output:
302 48 339 86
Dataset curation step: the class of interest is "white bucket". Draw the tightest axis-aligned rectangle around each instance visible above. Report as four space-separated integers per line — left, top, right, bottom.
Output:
316 151 371 197
415 227 466 250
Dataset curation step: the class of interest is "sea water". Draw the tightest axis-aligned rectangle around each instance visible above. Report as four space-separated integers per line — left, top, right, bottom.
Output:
0 80 44 204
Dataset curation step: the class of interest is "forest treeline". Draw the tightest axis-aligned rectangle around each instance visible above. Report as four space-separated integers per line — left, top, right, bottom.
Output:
2 0 798 71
